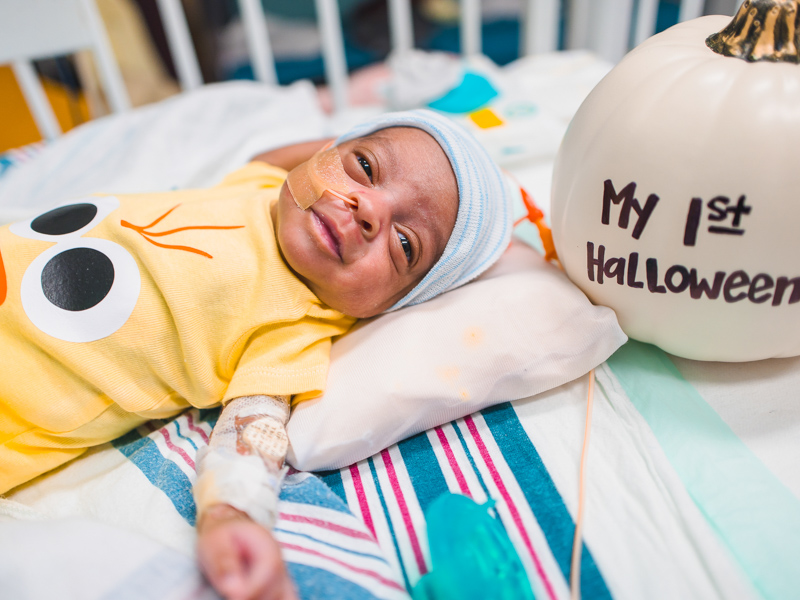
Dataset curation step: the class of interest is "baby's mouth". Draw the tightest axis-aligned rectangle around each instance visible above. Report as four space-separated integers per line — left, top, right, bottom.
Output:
312 210 342 259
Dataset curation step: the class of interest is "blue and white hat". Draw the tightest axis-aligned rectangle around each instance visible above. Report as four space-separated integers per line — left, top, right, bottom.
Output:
336 109 513 311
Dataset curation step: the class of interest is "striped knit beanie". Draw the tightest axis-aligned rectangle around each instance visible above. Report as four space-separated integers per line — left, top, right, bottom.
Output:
336 109 513 312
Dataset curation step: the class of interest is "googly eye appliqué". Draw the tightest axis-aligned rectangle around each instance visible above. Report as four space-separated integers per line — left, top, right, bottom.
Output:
10 196 141 343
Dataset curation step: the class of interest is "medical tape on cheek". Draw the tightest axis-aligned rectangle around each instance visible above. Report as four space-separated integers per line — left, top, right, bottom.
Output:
287 146 351 210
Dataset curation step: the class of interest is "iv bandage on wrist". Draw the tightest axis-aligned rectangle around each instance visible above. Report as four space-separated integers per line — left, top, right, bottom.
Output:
286 146 350 209
194 448 286 529
194 395 290 530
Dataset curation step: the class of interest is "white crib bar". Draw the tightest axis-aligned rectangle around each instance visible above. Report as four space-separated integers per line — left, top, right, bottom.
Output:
238 0 278 85
12 60 62 140
155 0 203 91
566 0 591 51
679 0 706 21
632 0 660 47
595 0 636 62
388 0 415 55
461 0 482 56
521 0 560 55
80 0 130 112
0 0 130 130
314 0 350 112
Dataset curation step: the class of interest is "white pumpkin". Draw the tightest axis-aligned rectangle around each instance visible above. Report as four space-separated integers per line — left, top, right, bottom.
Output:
551 2 800 361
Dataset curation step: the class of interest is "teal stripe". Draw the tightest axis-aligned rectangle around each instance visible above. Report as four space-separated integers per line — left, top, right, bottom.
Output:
397 430 449 513
607 341 800 600
482 403 612 600
318 468 347 505
113 429 196 525
454 419 492 499
368 456 411 591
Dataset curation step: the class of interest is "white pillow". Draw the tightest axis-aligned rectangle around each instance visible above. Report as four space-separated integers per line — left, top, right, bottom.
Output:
286 240 627 471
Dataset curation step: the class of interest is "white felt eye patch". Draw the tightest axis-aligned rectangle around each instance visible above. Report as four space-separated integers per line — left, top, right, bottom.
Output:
286 146 353 210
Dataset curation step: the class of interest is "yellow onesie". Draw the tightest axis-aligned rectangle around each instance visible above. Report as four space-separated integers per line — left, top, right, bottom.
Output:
0 162 355 494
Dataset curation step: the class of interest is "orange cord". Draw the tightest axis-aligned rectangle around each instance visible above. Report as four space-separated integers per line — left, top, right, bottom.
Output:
327 188 358 207
506 172 591 599
507 174 559 264
570 369 595 600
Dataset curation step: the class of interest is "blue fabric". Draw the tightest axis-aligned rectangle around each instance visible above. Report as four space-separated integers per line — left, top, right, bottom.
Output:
113 428 198 526
397 432 449 514
336 109 514 311
368 456 411 591
319 468 347 504
427 72 499 114
281 472 352 513
288 563 382 600
0 156 15 179
481 403 612 600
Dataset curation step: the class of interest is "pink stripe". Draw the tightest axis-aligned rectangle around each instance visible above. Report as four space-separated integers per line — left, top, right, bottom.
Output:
278 513 374 541
349 464 376 540
380 449 427 575
435 426 471 497
464 415 557 600
185 411 210 444
281 542 405 591
159 427 196 470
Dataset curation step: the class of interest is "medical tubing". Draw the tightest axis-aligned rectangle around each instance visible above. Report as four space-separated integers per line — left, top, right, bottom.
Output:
570 369 595 600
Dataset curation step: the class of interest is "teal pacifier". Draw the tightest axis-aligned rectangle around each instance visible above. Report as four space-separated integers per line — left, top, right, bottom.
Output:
412 493 535 600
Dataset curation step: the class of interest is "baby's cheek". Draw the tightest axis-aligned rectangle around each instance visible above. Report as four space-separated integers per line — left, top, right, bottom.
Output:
286 147 350 210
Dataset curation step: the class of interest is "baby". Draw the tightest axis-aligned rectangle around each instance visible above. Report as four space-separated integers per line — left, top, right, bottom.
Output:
0 109 512 599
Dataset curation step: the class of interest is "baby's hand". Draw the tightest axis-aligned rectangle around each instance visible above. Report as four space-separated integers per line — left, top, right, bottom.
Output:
197 504 298 600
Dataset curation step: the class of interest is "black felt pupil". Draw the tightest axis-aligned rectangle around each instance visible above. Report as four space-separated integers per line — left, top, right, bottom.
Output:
31 204 98 236
41 248 115 311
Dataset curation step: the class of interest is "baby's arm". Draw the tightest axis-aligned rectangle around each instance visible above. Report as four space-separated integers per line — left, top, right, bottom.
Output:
251 139 334 172
194 395 298 600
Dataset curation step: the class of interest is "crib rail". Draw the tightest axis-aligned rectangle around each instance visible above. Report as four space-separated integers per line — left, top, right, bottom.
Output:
1 0 740 141
0 0 130 140
155 0 737 108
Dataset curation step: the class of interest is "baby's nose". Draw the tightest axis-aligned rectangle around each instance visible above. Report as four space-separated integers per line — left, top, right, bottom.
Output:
331 191 374 235
358 216 375 236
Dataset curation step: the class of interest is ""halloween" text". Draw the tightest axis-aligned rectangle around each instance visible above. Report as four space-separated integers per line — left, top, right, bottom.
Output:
586 242 800 306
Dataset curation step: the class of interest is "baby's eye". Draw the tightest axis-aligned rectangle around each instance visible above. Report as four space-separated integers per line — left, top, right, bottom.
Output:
358 156 373 183
398 231 413 264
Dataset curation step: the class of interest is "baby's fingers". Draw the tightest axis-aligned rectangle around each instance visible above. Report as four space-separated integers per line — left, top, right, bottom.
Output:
228 526 298 600
198 528 249 597
198 518 298 600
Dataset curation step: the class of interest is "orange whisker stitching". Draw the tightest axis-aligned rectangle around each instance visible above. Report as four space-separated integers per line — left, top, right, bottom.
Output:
141 204 182 230
120 204 244 259
132 234 214 258
138 224 244 237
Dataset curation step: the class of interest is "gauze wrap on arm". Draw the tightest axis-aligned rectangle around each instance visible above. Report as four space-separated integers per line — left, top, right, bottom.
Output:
194 395 290 530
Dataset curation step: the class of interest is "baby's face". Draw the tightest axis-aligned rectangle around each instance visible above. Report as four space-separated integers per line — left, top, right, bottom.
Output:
273 127 458 318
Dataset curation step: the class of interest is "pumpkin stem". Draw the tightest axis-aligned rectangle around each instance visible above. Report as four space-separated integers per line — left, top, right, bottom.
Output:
706 0 800 62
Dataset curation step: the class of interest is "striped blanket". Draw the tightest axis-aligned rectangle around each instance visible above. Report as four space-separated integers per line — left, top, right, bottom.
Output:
97 404 608 600
73 403 613 600
0 142 46 180
7 341 798 600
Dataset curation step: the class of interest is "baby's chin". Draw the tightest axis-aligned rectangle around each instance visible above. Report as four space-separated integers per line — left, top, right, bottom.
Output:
311 285 390 319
